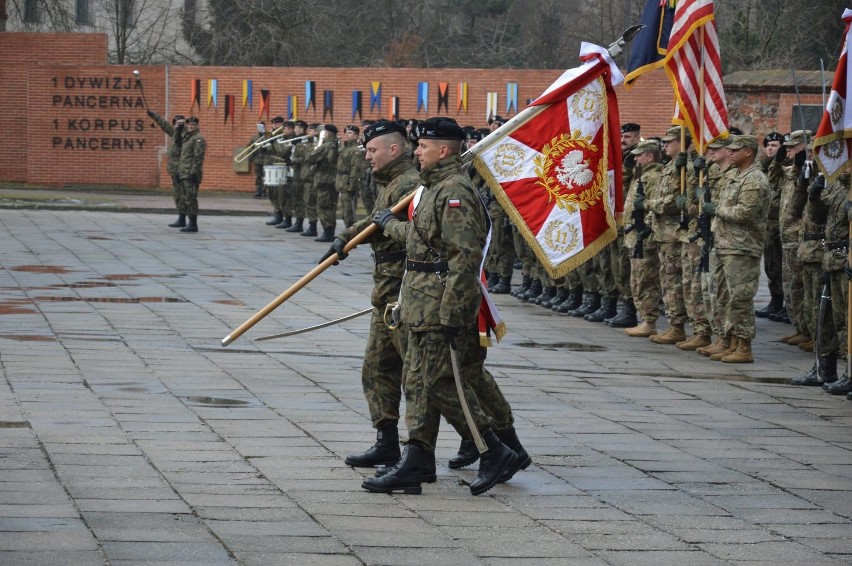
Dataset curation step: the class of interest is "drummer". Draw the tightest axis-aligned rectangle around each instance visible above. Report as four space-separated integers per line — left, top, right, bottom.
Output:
248 120 272 199
263 116 286 226
271 120 297 230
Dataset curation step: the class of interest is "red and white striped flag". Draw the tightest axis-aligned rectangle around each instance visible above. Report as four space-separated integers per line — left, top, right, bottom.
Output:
663 0 728 149
814 9 852 183
467 43 623 279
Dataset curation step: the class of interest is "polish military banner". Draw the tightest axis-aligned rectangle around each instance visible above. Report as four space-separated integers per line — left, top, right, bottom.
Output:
814 8 852 183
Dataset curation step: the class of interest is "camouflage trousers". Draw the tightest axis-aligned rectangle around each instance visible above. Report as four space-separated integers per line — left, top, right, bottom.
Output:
254 163 264 195
513 229 533 276
717 252 760 341
170 173 185 215
339 190 358 228
828 269 848 358
595 241 618 299
274 183 291 218
629 239 660 323
362 309 406 428
267 183 279 213
289 179 304 219
702 249 729 337
303 180 317 223
610 231 631 300
683 241 710 336
361 183 377 216
486 216 514 279
782 244 806 335
764 218 783 299
316 183 338 233
180 178 199 216
802 262 830 350
404 327 513 451
657 241 687 325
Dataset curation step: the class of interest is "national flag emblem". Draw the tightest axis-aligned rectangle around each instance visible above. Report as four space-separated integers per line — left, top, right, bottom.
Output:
814 8 852 183
448 198 461 208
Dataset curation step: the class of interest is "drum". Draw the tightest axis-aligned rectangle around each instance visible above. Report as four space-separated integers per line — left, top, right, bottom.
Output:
263 165 288 186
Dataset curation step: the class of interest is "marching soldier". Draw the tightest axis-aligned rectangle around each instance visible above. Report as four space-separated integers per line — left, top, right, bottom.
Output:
336 125 368 228
307 124 340 242
147 109 186 228
176 116 205 233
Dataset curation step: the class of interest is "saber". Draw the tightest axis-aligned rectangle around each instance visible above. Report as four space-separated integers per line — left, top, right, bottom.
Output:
133 69 151 112
449 341 486 454
254 308 372 341
790 69 813 179
816 272 831 380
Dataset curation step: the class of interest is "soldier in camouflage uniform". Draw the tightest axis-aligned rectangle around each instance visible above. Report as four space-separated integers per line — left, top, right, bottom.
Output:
272 121 296 229
306 125 339 242
624 140 663 336
299 124 321 237
147 109 186 228
365 118 526 496
176 116 205 233
248 121 270 200
700 135 770 363
284 121 309 234
261 116 285 225
336 125 368 228
756 132 786 318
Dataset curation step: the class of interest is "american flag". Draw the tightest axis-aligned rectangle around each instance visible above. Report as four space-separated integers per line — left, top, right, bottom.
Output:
663 0 728 150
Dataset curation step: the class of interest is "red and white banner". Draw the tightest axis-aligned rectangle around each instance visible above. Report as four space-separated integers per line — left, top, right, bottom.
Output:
468 43 623 279
814 8 852 183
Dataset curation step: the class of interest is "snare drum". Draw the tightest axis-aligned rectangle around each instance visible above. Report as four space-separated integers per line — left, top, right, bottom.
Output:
263 165 288 186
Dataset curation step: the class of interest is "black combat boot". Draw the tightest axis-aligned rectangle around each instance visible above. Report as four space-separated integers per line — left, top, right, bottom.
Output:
768 304 788 322
495 426 532 483
486 272 499 291
791 353 837 386
344 424 400 468
469 430 517 496
168 214 186 228
755 294 784 318
179 215 198 233
266 211 283 225
300 221 318 237
519 279 542 302
545 287 569 309
490 277 512 294
607 299 638 328
285 218 304 233
569 291 600 317
510 274 531 297
314 227 335 243
825 371 852 395
556 286 583 313
374 449 437 483
585 296 618 322
448 438 479 469
275 217 292 229
533 286 556 306
361 443 423 494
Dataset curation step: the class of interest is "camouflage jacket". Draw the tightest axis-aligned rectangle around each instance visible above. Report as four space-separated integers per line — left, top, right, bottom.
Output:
305 136 338 186
335 140 367 193
151 112 183 175
248 132 274 166
178 129 205 180
269 134 295 166
647 159 694 243
808 174 851 272
340 153 420 308
290 139 311 182
711 161 770 257
760 156 783 221
779 162 806 244
384 154 486 332
623 162 663 250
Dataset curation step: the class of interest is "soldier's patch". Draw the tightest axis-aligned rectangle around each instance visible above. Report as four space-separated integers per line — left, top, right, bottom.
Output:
448 198 461 208
743 191 757 204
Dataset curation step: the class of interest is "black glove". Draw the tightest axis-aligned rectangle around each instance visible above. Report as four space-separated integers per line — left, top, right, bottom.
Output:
808 175 826 200
319 237 348 265
674 152 688 170
372 208 395 231
633 193 646 211
701 202 717 217
774 147 786 164
146 109 156 119
692 155 706 176
794 149 807 168
442 325 461 347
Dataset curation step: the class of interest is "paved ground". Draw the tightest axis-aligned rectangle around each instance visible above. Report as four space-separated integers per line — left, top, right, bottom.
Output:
0 192 851 565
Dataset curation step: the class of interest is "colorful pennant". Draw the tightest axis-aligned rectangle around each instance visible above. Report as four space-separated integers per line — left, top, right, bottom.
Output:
417 82 429 112
288 95 297 120
323 90 333 120
438 82 449 113
506 82 518 114
370 81 382 112
259 89 270 121
352 91 363 121
457 82 468 113
389 96 399 121
242 80 252 109
224 94 234 124
207 79 217 108
485 92 498 121
306 81 316 111
190 79 200 111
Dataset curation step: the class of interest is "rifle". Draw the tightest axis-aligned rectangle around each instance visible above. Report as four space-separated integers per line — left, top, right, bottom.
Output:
689 178 713 273
624 164 650 259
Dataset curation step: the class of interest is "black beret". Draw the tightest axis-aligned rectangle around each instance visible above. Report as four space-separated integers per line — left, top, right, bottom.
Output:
416 117 465 141
323 124 338 135
465 130 483 142
186 116 199 124
621 122 640 133
763 131 784 146
283 121 295 128
362 120 406 144
173 114 185 121
488 115 506 125
309 123 320 129
294 120 308 128
361 119 375 127
344 124 360 134
405 119 419 127
271 115 285 124
728 126 743 135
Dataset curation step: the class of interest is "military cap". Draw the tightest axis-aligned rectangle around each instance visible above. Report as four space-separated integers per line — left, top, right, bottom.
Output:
763 132 784 146
362 120 406 144
308 122 320 129
283 120 294 128
630 139 660 155
323 124 338 135
172 114 185 124
783 130 811 146
727 135 758 150
271 115 285 124
728 126 743 135
621 122 641 133
344 124 360 134
466 129 483 142
416 117 466 141
405 119 419 127
186 116 199 124
294 120 308 128
361 119 376 127
660 126 683 142
707 136 732 149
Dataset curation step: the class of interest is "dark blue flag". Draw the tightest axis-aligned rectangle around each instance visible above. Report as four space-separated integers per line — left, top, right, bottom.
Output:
625 0 676 85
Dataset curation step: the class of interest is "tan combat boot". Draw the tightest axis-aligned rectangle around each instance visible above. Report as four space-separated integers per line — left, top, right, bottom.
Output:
722 338 754 363
799 340 815 352
711 336 738 360
779 332 802 344
626 321 657 337
697 336 727 357
650 324 686 345
677 334 712 351
787 334 811 346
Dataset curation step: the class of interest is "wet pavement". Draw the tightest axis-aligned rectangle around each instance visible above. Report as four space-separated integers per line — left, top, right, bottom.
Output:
0 194 850 565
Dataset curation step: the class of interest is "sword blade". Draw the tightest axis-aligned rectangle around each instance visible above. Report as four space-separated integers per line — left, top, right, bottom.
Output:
254 308 373 341
449 343 486 453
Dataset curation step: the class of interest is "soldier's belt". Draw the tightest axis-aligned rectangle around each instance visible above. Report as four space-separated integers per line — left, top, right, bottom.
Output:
803 232 826 241
406 259 449 273
375 250 406 264
824 240 849 251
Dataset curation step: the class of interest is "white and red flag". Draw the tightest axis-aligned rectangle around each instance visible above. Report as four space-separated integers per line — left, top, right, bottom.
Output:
663 0 728 149
814 8 852 183
468 42 623 279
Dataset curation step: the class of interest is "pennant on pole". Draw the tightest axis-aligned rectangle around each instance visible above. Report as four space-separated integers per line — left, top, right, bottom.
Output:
306 81 316 111
323 90 333 120
190 79 200 111
457 82 468 113
259 89 270 121
506 82 518 115
224 94 234 124
389 96 399 121
352 91 363 121
417 82 429 112
485 92 498 122
438 82 449 113
242 80 252 109
207 79 218 108
625 0 676 85
370 81 382 112
288 95 298 121
814 8 852 183
467 43 624 279
662 0 729 148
